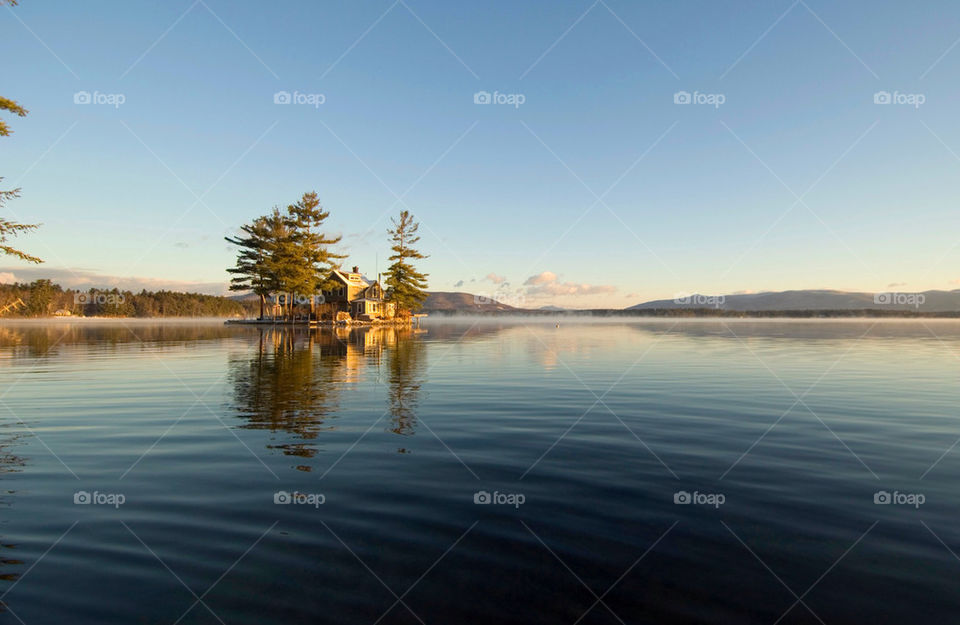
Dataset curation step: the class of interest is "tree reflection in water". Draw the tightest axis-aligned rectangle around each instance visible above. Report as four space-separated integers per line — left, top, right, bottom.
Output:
230 325 428 468
386 327 427 439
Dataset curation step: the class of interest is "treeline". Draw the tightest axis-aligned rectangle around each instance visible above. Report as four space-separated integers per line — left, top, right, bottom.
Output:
227 191 428 319
0 280 250 318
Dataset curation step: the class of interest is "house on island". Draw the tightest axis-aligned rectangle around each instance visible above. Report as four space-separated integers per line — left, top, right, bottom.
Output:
322 266 396 322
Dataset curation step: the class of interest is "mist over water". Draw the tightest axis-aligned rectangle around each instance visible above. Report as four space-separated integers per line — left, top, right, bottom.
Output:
1 319 958 624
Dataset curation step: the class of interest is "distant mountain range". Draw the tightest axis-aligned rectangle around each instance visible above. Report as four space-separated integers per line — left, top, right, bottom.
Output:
628 289 960 312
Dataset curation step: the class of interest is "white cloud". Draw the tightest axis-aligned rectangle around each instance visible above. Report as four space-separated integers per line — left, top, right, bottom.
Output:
485 273 507 284
524 271 557 286
522 270 616 297
0 272 17 284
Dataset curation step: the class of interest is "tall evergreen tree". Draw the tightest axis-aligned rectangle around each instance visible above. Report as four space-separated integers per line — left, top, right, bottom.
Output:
225 216 274 319
384 211 429 315
262 207 301 318
287 191 345 300
227 192 345 319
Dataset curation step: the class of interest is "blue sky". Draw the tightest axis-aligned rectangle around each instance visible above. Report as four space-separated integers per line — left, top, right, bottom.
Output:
2 0 960 307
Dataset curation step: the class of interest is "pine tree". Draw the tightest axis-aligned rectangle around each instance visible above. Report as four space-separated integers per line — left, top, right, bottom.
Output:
0 187 42 263
24 279 53 317
262 207 301 318
0 97 28 138
384 211 429 315
1 84 42 263
227 192 345 320
287 191 345 305
225 215 275 319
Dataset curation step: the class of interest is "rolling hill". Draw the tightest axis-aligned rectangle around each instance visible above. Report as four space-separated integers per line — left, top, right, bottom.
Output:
421 291 519 313
628 289 960 312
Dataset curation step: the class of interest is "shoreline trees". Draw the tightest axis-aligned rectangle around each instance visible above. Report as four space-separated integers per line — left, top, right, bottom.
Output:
0 281 248 318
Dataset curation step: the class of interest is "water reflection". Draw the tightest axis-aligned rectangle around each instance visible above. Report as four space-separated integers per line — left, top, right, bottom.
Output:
229 328 346 466
0 321 242 360
229 326 428 467
0 431 25 593
386 328 427 439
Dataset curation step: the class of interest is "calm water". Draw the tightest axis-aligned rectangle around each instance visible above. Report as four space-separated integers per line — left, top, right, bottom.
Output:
1 318 959 624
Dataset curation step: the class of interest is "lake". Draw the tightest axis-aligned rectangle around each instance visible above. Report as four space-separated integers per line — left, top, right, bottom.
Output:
0 318 959 624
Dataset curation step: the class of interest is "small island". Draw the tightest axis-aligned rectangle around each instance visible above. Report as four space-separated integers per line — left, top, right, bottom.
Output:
224 194 429 326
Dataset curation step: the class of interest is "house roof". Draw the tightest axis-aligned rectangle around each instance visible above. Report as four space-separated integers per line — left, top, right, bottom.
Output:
331 270 370 287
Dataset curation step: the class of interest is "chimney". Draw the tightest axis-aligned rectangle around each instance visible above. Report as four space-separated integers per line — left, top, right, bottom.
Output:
352 266 359 274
